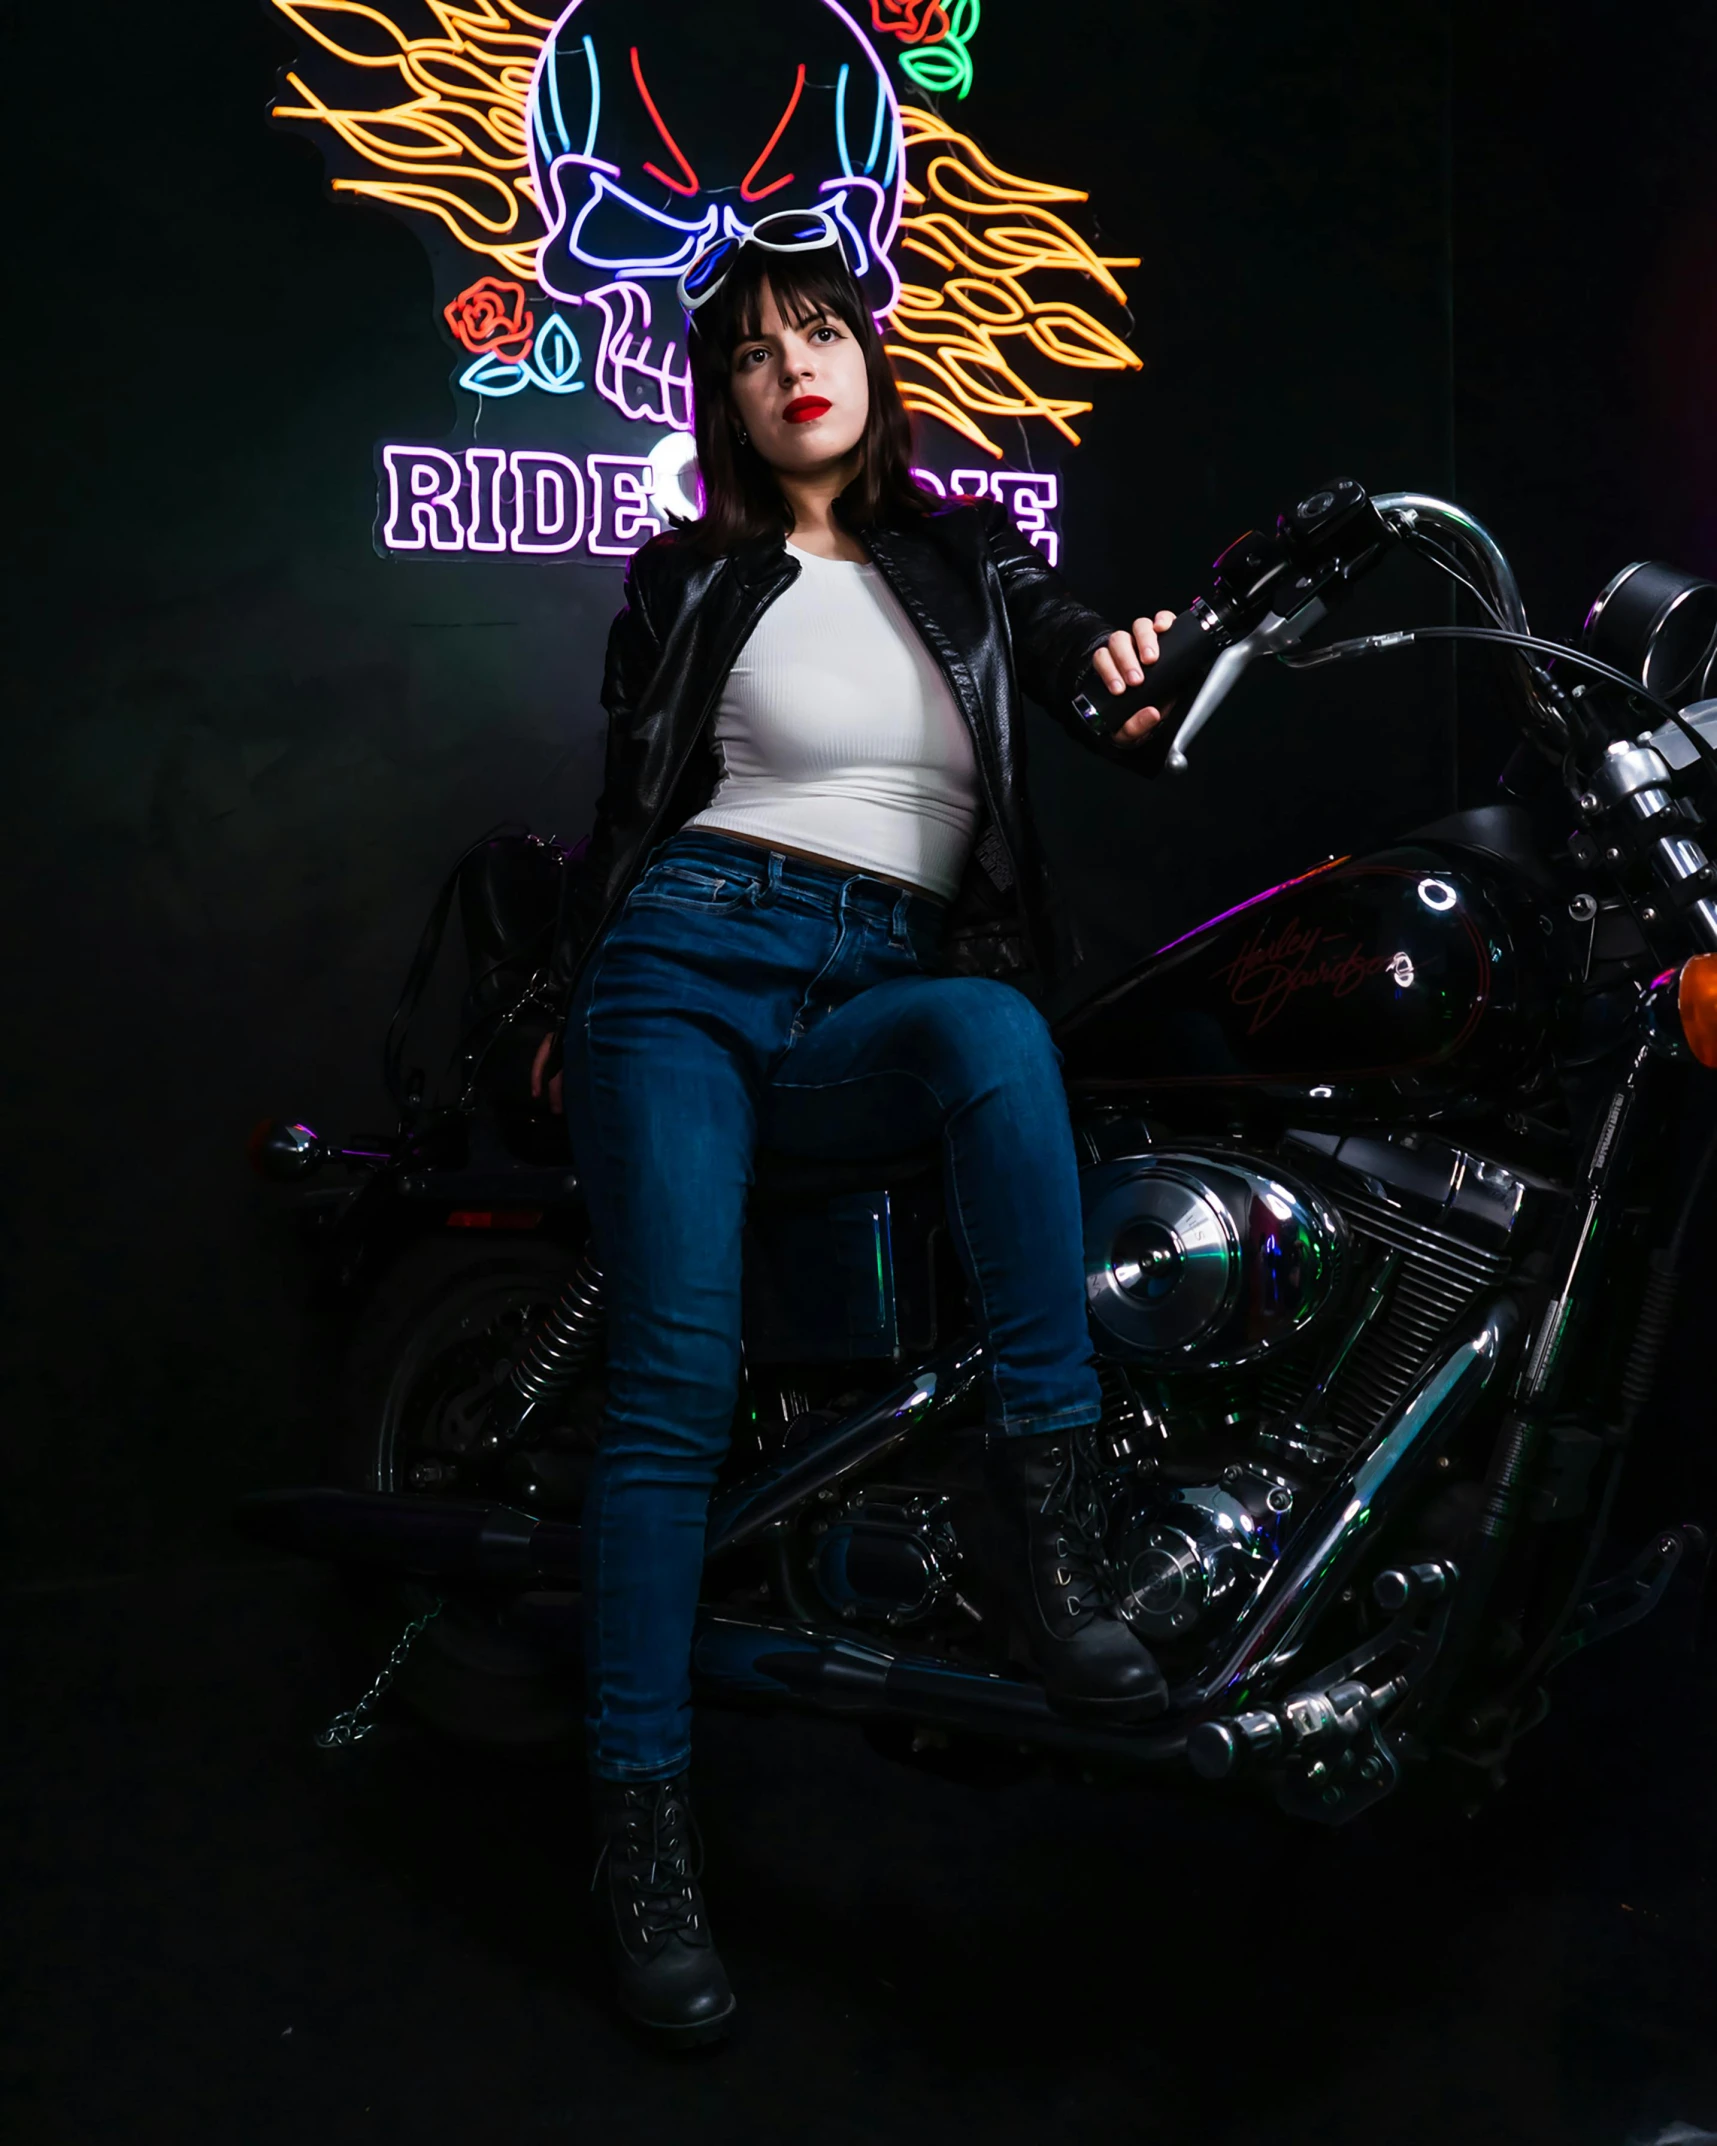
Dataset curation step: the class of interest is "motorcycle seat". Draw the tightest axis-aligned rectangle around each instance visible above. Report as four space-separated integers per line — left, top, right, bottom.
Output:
751 1143 941 1205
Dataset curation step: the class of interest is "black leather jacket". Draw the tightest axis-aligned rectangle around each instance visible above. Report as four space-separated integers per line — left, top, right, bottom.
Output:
557 496 1146 999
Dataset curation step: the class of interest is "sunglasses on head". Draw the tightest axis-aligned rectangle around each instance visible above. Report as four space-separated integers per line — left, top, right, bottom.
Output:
676 209 849 319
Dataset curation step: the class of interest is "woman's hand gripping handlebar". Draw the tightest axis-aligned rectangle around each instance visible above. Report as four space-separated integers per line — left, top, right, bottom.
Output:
1075 605 1232 764
1072 479 1388 776
1085 612 1184 746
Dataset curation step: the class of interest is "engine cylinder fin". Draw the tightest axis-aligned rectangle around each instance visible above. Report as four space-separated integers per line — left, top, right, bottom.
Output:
1316 1196 1509 1444
1258 1360 1317 1416
1334 1192 1508 1288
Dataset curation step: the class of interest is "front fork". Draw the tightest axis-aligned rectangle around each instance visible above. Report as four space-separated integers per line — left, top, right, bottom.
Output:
1413 1039 1685 1744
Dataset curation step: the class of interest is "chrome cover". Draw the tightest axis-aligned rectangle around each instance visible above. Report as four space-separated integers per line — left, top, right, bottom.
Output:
810 1489 958 1628
1081 1151 1348 1368
1646 697 1717 772
1113 1485 1275 1641
1594 739 1677 810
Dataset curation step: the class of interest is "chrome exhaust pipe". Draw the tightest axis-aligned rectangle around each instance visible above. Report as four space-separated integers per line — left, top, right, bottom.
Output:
685 1614 1187 1763
1177 1292 1524 1712
705 1335 987 1553
234 1336 983 1587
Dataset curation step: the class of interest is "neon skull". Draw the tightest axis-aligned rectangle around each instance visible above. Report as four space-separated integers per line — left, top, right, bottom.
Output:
527 0 904 432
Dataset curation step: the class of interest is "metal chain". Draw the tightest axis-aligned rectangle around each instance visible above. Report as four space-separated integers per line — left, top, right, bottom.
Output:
315 1597 445 1750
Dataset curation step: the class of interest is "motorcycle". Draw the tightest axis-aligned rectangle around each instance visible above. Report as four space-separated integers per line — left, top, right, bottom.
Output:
241 481 1717 1823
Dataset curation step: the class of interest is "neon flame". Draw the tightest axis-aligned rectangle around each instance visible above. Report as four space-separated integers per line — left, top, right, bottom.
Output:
271 0 555 280
886 106 1140 456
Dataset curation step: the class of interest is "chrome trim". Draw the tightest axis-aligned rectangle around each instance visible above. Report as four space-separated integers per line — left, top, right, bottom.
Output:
1585 563 1717 698
1372 493 1530 635
1654 835 1710 884
1594 742 1675 808
1646 698 1717 772
1179 1293 1522 1708
705 1335 986 1554
1583 559 1649 650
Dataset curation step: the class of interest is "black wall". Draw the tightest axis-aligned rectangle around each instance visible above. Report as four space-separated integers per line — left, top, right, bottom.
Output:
4 1 1713 1583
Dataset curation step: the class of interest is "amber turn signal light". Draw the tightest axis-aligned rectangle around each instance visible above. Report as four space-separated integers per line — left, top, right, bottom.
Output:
1680 954 1717 1069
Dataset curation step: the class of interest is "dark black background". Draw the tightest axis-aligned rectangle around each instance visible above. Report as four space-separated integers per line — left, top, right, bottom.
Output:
14 0 1714 1583
4 5 1717 2137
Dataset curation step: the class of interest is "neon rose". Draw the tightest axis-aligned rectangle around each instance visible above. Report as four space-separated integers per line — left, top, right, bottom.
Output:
868 0 951 46
443 277 536 363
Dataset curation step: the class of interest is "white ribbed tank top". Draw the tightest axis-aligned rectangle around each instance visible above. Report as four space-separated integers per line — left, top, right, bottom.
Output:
683 542 979 899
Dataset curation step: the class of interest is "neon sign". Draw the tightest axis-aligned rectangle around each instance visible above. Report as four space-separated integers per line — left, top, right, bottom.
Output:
269 0 1141 559
380 439 1060 564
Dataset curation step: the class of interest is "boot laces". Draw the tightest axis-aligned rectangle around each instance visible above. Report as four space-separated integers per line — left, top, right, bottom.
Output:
594 1782 708 1946
1040 1429 1114 1609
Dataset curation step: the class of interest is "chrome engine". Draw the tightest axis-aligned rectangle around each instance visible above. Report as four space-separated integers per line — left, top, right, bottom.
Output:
1111 1471 1291 1639
799 1126 1550 1658
1080 1151 1350 1368
1075 1125 1550 1654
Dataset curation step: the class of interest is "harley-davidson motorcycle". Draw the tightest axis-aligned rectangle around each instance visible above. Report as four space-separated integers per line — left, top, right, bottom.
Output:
242 481 1717 1825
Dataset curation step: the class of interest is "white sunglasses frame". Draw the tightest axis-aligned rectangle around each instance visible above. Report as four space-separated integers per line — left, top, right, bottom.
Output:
675 208 846 319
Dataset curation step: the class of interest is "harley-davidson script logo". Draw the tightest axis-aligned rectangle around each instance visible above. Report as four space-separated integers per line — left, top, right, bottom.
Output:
1212 916 1403 1034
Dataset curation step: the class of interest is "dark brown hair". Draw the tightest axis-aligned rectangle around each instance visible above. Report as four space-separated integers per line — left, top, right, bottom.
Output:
680 245 931 554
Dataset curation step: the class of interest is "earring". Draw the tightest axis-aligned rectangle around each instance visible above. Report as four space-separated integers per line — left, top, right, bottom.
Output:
735 425 750 448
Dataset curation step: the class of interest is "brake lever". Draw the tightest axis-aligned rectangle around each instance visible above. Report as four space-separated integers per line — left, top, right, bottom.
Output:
1164 597 1330 771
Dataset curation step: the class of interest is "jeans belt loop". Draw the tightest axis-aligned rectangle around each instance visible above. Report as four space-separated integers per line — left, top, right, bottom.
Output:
891 887 913 947
757 850 782 906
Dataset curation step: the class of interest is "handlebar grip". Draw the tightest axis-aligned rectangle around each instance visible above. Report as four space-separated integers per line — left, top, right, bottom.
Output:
1069 606 1228 773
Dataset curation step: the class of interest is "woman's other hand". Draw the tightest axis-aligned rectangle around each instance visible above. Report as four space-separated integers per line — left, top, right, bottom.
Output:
1091 612 1178 745
530 1030 564 1115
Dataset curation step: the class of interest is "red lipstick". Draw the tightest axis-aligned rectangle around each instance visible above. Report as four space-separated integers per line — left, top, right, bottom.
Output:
783 396 832 424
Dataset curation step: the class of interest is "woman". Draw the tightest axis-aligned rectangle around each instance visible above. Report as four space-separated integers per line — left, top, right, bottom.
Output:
536 212 1174 2044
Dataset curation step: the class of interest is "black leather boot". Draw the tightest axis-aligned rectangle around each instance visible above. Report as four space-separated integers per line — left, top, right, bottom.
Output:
978 1429 1169 1721
590 1773 736 2046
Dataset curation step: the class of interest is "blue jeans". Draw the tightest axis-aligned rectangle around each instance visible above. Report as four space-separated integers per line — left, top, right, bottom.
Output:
564 831 1101 1781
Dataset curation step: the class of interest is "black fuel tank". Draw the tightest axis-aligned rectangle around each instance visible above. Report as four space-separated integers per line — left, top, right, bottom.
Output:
1055 847 1551 1116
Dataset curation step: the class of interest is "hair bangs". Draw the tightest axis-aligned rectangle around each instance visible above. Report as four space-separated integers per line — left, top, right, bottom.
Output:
710 245 867 354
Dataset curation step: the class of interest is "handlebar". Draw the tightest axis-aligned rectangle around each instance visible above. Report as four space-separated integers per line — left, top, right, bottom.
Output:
1071 477 1388 771
1070 479 1554 777
1083 474 1717 953
1070 605 1230 771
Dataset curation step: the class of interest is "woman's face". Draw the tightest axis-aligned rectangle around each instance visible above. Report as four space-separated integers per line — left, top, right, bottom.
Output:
727 277 870 480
